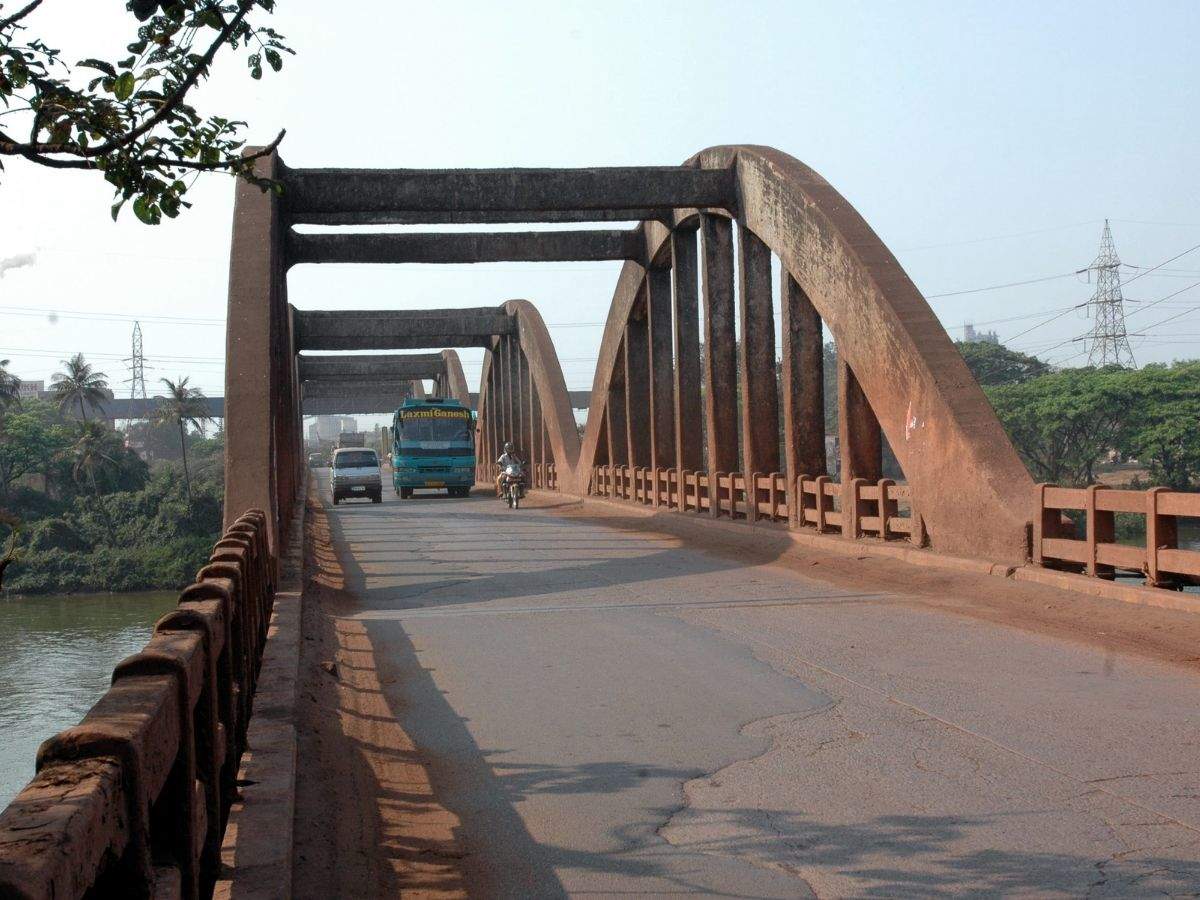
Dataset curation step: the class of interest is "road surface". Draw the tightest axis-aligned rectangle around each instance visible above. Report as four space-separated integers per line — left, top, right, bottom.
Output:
293 482 1200 897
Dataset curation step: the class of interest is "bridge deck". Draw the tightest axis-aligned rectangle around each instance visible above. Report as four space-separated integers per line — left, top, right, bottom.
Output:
293 483 1200 897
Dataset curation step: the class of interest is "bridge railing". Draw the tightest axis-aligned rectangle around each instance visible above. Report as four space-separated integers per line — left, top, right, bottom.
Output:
1033 484 1200 588
591 465 926 547
0 510 275 900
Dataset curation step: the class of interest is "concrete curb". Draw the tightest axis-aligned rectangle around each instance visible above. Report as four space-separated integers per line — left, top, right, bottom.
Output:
540 490 1199 615
214 476 307 900
1011 565 1200 614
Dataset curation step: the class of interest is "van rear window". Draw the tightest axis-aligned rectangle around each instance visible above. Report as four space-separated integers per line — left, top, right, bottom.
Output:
334 451 377 468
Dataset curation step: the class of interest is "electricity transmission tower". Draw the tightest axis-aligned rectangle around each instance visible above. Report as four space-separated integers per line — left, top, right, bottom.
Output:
1080 220 1136 368
123 321 148 430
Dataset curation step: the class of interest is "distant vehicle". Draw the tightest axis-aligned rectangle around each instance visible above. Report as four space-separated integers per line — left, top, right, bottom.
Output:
307 452 326 468
391 397 475 499
335 431 366 450
330 447 382 505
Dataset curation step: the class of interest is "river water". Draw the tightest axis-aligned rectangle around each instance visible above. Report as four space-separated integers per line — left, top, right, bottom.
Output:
0 591 179 808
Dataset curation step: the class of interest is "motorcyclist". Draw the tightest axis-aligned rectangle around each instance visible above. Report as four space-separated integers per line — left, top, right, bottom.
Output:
495 442 524 497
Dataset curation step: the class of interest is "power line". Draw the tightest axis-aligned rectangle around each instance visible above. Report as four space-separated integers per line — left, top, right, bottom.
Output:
925 271 1080 300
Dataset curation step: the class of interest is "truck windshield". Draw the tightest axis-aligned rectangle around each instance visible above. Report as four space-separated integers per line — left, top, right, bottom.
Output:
397 414 472 444
334 451 377 469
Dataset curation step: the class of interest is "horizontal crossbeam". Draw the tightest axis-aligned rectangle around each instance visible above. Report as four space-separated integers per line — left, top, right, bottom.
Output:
298 353 446 382
286 229 644 266
301 389 592 416
294 307 513 351
281 166 734 224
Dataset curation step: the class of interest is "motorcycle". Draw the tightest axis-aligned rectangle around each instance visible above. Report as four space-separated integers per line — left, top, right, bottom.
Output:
499 461 525 509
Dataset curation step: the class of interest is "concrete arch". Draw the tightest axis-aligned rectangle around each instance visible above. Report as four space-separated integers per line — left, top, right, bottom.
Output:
476 300 580 479
573 146 1032 562
439 349 470 406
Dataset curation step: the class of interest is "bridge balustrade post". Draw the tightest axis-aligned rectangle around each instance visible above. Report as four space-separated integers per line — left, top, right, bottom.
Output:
878 478 897 540
647 266 676 472
747 472 762 524
700 214 739 474
711 472 724 519
815 475 831 532
1146 487 1176 587
737 226 781 480
652 467 660 507
1085 484 1116 579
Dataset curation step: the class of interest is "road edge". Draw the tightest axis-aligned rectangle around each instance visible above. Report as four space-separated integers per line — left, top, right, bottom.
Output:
213 474 309 900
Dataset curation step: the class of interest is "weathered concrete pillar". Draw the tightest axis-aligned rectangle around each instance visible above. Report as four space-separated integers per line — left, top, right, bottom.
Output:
607 343 629 467
781 271 827 486
529 376 542 485
512 341 526 457
838 353 883 483
672 226 703 473
624 295 652 468
738 224 780 479
500 336 513 448
647 266 676 470
700 213 738 473
224 150 286 559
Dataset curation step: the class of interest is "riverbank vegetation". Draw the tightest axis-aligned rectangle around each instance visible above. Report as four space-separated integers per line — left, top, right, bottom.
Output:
0 363 222 595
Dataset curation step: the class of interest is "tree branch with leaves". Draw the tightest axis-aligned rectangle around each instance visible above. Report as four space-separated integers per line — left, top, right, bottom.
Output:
0 0 292 222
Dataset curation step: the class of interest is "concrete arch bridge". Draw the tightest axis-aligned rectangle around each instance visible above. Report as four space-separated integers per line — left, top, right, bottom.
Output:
3 147 1200 898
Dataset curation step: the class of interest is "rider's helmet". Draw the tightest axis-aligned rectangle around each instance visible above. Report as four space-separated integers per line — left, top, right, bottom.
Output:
504 441 514 453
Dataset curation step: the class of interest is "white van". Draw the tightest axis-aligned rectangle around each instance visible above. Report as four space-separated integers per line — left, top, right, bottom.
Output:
330 448 382 505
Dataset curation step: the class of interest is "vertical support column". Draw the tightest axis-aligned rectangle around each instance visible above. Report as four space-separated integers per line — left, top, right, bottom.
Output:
225 150 285 561
498 337 511 449
512 343 526 457
624 292 651 468
838 355 882 538
738 224 780 480
607 343 629 467
837 355 882 480
647 266 676 470
1146 487 1176 587
672 226 703 473
528 370 542 486
700 213 738 473
780 271 827 524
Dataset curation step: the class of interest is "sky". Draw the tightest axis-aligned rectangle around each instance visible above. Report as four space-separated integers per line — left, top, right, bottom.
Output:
2 0 1199 430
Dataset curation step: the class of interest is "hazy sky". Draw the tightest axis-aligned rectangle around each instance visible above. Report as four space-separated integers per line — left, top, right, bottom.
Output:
2 0 1198 422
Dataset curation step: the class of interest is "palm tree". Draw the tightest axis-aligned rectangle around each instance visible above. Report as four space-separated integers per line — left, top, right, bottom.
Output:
154 377 212 503
70 421 119 497
51 353 109 421
0 359 20 413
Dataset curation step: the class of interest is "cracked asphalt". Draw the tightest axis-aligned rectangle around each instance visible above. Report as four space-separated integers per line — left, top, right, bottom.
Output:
309 483 1200 897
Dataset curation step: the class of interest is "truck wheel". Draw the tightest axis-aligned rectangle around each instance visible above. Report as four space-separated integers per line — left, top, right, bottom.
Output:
373 492 382 504
401 487 412 499
332 495 340 505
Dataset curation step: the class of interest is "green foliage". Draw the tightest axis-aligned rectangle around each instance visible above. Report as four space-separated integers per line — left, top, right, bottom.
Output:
1120 362 1200 490
0 358 19 410
0 404 222 594
955 340 1050 387
986 367 1134 486
0 400 70 497
985 360 1200 490
0 1 293 222
50 353 109 420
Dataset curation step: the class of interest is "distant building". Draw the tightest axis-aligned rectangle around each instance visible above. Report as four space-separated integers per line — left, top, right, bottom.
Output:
16 379 44 399
963 323 1000 345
